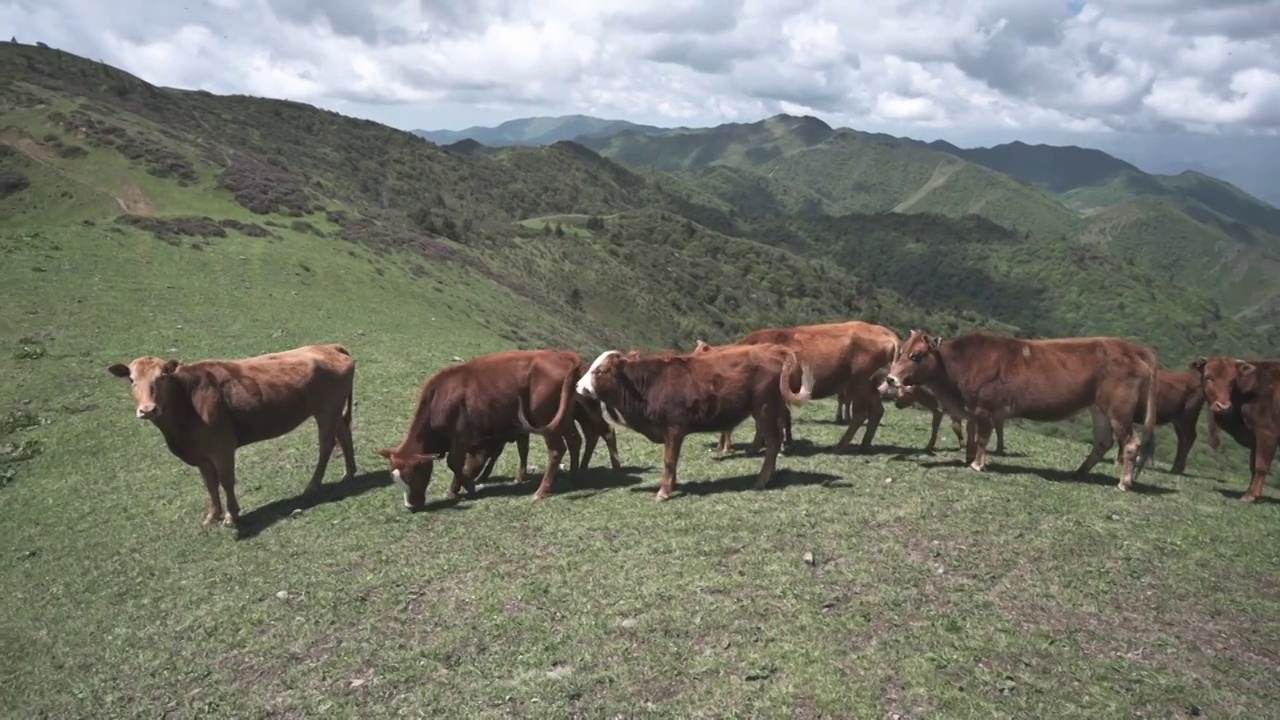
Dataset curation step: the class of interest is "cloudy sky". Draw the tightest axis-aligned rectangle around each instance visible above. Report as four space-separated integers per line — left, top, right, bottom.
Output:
7 0 1280 143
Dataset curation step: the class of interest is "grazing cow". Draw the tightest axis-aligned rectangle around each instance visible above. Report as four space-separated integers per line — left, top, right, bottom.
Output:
377 349 582 510
575 344 814 500
465 394 624 485
1140 369 1219 475
887 383 1007 455
696 321 899 453
106 344 357 527
1188 356 1278 503
881 330 1159 490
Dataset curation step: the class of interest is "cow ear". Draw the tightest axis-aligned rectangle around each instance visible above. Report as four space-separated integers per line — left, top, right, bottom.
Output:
1237 362 1258 392
929 336 942 351
162 359 181 374
107 363 130 379
1188 357 1206 372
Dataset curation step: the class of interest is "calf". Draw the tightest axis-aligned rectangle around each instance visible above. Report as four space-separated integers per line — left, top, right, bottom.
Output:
1189 356 1279 502
107 343 357 527
465 394 624 484
377 349 582 510
889 384 1006 455
576 344 814 500
882 330 1159 490
1141 369 1219 475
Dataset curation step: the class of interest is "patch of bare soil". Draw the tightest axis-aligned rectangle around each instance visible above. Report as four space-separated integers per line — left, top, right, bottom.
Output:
115 178 155 216
14 136 54 162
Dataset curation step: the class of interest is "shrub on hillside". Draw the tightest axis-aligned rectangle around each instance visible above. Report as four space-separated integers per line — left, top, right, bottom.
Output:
217 158 311 215
115 214 273 243
0 172 30 198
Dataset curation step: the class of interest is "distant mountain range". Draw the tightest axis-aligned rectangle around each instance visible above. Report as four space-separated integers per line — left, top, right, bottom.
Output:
413 115 1280 211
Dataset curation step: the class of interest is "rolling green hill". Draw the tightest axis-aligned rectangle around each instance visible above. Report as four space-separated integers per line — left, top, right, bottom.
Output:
413 114 673 147
4 41 1280 719
579 116 1280 336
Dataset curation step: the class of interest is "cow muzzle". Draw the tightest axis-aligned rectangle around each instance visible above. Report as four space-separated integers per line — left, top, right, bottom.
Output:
883 374 902 389
136 403 159 419
1210 400 1231 413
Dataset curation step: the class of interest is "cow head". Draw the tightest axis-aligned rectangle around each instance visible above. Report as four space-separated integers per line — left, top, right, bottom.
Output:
576 350 624 400
1189 356 1257 414
107 356 183 420
882 329 941 392
376 447 442 511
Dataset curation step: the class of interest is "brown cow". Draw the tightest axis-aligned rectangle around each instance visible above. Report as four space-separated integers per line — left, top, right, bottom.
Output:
377 349 581 510
1140 369 1220 475
695 322 899 453
465 394 624 484
887 384 1007 455
106 343 357 527
881 330 1159 490
1188 356 1278 502
575 344 814 500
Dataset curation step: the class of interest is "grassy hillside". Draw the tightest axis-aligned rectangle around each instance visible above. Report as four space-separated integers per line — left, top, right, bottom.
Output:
4 41 1280 718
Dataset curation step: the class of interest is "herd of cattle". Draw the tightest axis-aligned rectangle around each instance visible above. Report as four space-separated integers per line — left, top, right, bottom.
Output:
106 319 1278 528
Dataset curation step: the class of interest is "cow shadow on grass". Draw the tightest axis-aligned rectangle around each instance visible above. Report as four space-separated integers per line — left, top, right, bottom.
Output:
710 438 934 460
914 459 1178 495
626 469 848 499
1215 488 1280 505
234 469 394 541
467 464 649 502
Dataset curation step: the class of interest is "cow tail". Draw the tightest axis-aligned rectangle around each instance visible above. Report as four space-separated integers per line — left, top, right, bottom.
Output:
780 350 814 407
533 365 577 435
337 345 355 429
1135 353 1158 480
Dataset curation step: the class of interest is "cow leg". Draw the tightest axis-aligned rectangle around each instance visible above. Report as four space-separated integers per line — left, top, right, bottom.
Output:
212 451 240 527
305 416 341 494
717 429 734 454
858 392 885 449
964 419 978 465
602 425 623 471
994 420 1006 455
1113 413 1142 491
563 423 583 487
754 410 784 491
445 443 478 498
656 432 685 501
783 405 794 447
969 416 995 472
950 415 965 451
1170 417 1195 475
334 411 357 481
923 409 944 453
579 420 600 472
1074 407 1115 479
532 432 567 501
198 462 224 527
835 408 869 453
511 434 530 483
1241 437 1276 503
465 442 500 485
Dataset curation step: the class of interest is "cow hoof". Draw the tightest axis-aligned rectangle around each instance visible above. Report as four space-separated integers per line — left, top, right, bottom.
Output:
1116 482 1131 492
968 461 985 472
222 515 238 528
1241 493 1260 504
531 492 548 501
655 491 670 502
304 482 322 495
202 513 222 527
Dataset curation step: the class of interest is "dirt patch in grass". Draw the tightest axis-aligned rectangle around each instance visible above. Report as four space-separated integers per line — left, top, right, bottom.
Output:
114 178 154 215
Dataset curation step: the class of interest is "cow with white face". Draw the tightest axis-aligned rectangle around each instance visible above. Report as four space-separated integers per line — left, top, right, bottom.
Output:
574 345 813 500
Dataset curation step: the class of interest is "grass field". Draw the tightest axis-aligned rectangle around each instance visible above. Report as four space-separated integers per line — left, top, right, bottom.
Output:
4 220 1280 718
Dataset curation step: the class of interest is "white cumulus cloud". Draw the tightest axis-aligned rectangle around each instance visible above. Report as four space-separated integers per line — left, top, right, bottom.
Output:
5 0 1280 135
